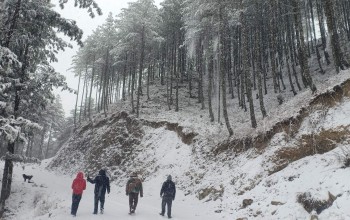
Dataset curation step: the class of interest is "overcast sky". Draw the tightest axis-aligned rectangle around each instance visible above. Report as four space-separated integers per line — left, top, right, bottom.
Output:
52 0 162 117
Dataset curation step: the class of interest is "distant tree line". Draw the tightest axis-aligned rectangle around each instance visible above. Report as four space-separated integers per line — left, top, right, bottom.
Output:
73 0 350 136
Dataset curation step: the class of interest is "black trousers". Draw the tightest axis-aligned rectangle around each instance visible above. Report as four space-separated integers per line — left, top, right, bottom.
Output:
129 192 139 212
94 193 105 213
71 194 82 215
161 196 173 217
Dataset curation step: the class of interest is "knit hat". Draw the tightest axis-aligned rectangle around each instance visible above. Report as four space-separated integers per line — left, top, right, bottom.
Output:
130 172 138 177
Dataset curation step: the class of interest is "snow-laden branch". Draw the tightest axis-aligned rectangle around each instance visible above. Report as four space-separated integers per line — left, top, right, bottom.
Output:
1 152 40 164
0 46 22 75
0 116 42 143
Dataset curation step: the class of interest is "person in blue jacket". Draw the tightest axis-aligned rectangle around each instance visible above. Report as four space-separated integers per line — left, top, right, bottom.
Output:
87 169 110 214
159 175 176 218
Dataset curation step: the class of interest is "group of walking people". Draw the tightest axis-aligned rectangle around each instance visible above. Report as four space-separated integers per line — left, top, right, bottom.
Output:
70 169 176 219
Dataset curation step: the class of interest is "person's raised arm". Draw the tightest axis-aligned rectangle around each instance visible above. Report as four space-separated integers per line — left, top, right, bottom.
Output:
87 175 96 184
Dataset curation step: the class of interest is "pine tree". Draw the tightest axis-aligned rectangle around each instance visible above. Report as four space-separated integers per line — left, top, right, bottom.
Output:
0 0 89 215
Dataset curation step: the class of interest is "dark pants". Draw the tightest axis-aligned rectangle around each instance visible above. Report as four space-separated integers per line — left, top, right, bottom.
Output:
129 192 139 212
161 197 173 217
94 193 105 213
71 194 82 216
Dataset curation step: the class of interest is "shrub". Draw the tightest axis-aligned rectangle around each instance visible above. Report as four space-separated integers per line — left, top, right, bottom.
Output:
297 191 336 214
334 146 350 168
277 94 284 105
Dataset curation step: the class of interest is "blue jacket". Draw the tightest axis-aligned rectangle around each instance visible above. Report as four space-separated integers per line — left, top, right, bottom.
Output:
87 170 110 196
160 180 176 199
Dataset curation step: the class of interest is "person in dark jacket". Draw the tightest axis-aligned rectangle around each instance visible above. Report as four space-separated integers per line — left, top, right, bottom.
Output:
87 169 110 214
125 172 143 214
160 175 176 218
71 171 86 216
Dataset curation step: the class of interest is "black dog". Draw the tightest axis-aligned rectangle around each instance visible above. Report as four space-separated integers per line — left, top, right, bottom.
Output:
23 174 33 183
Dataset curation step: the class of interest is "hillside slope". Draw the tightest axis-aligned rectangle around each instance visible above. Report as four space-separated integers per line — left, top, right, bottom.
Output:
47 69 350 219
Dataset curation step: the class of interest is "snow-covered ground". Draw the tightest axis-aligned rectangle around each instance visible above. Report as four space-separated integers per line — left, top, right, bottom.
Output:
4 142 350 220
230 146 350 219
4 160 221 220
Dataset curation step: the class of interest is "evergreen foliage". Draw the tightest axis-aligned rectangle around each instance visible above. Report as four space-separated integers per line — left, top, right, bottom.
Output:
71 0 350 134
0 0 100 216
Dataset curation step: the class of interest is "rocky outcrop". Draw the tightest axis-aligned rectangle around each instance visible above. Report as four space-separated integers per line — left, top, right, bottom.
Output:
141 119 197 145
48 111 144 176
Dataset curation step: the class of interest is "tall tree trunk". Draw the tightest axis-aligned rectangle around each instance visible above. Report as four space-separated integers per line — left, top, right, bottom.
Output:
88 58 95 120
316 0 331 65
166 42 171 110
293 0 316 92
342 1 350 40
147 64 151 100
217 58 221 122
287 13 302 91
228 30 235 99
188 59 193 98
0 67 22 215
241 4 257 128
208 53 215 122
219 5 233 135
123 52 128 101
38 126 46 159
285 38 297 96
97 65 103 112
0 142 14 215
198 38 205 110
84 69 89 119
79 64 88 123
169 42 174 106
161 44 165 86
256 3 267 117
136 26 145 117
102 50 110 117
175 36 179 112
269 0 279 93
131 53 136 113
74 72 82 129
25 137 31 157
45 126 52 159
322 0 349 73
305 0 311 56
309 0 317 53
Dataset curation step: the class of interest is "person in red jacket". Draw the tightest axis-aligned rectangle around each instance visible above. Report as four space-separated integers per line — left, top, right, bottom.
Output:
71 172 86 216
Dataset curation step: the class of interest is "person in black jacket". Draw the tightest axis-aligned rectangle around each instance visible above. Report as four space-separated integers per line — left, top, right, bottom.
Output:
87 169 110 214
159 175 176 218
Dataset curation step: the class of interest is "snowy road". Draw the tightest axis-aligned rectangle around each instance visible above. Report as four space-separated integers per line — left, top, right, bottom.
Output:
5 161 223 220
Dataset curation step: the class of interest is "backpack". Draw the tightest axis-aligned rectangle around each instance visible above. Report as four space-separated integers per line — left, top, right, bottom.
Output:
128 178 141 193
163 181 175 197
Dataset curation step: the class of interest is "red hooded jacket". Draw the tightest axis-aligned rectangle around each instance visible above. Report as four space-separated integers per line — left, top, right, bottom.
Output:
72 172 86 195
